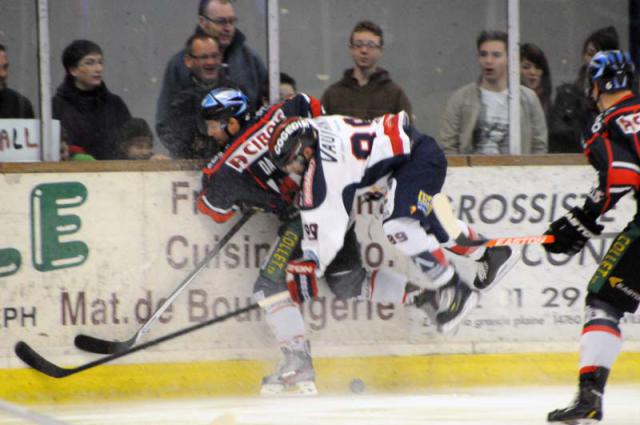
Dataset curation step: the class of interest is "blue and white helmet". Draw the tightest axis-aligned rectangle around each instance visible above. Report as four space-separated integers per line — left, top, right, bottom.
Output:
200 87 250 124
587 50 635 95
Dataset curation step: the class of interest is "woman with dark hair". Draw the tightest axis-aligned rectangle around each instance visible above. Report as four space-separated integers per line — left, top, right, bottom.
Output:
53 39 132 160
548 26 620 153
520 43 552 120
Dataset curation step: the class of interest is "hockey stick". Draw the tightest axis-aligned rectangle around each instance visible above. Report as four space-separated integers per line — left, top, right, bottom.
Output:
74 211 254 355
431 193 556 247
15 291 290 378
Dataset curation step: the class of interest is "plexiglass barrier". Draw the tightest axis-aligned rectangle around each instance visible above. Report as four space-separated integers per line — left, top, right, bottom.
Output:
0 0 635 162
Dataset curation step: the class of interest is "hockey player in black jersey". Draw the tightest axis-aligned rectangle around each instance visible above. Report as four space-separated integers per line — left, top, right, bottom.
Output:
545 50 640 424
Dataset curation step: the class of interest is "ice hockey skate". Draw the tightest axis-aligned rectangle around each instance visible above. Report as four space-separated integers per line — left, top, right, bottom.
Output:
473 245 520 291
260 341 317 396
412 276 478 334
435 276 479 334
547 385 602 424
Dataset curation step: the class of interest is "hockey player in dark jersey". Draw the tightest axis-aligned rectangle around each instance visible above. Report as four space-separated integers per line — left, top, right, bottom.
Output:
196 87 323 395
267 113 519 336
545 50 639 424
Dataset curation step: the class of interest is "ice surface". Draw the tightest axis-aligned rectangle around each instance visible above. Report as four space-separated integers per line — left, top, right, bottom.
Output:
1 385 638 425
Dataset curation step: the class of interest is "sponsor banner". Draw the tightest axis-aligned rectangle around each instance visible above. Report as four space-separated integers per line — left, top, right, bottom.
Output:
0 119 60 162
0 166 638 367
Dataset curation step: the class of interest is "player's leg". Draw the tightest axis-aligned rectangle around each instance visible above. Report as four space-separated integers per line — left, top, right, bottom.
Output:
254 219 317 396
548 224 640 423
324 223 412 304
382 216 478 333
382 137 478 333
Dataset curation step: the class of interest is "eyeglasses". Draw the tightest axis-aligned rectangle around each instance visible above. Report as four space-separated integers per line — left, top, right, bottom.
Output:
350 41 381 50
188 52 221 61
200 15 238 26
78 58 103 67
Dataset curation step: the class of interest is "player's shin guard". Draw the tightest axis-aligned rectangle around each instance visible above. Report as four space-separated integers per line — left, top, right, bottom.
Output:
258 291 317 396
548 300 622 423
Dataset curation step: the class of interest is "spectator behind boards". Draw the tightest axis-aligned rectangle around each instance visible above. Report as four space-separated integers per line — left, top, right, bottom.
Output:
116 118 169 160
53 39 131 160
0 44 35 118
321 20 412 120
157 0 267 118
520 43 552 123
548 26 619 153
156 33 234 159
440 30 547 155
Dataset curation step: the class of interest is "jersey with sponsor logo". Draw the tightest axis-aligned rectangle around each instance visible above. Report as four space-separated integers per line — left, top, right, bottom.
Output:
197 93 323 223
298 112 412 271
582 93 640 222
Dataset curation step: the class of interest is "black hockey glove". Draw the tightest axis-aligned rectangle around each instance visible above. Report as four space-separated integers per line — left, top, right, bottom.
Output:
544 207 603 255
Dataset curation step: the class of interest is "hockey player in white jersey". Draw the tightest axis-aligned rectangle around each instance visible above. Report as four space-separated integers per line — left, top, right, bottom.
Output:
268 113 519 332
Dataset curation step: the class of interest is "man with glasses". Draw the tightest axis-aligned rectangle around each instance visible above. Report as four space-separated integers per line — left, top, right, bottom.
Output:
157 0 267 125
321 20 413 120
53 39 131 160
157 33 234 159
0 44 35 119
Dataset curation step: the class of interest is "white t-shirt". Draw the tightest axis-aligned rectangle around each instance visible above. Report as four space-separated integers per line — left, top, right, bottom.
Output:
473 88 509 154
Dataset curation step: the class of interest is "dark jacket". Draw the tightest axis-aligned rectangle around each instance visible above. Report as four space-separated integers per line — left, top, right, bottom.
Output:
548 82 598 153
156 76 234 159
52 75 131 160
0 88 35 118
321 68 413 120
156 28 267 125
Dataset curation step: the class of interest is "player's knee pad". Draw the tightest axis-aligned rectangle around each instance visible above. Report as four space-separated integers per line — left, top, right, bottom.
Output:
585 295 624 326
383 217 452 290
383 217 440 254
326 266 367 300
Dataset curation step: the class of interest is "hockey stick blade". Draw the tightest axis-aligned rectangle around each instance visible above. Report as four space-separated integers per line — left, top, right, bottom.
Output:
15 341 73 378
432 193 556 247
73 211 254 355
73 334 134 355
16 291 290 378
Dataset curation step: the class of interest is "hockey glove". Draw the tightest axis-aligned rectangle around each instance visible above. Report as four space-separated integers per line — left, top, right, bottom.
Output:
286 259 318 304
544 207 603 255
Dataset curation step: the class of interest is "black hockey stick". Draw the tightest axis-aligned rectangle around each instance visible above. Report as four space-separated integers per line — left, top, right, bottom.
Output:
15 291 290 378
74 211 254 355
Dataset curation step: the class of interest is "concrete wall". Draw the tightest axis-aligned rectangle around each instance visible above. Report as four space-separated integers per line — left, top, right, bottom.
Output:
0 0 629 152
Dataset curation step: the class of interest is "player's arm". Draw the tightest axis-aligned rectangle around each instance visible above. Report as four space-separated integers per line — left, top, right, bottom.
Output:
582 134 632 218
543 135 613 255
283 93 324 119
285 168 350 303
198 169 288 223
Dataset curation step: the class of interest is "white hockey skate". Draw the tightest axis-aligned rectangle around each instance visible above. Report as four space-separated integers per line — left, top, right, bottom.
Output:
260 341 318 396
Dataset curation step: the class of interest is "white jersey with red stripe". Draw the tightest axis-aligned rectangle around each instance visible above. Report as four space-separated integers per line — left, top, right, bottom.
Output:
298 112 412 272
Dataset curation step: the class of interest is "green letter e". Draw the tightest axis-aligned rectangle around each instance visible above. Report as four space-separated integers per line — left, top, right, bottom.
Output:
31 182 89 271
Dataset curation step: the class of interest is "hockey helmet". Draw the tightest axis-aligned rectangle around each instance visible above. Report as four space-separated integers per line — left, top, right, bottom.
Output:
587 50 635 96
200 87 250 125
268 117 319 171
